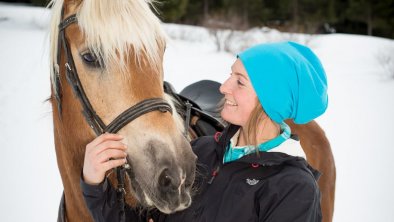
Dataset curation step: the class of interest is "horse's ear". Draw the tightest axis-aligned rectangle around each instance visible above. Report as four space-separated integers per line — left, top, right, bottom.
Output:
62 0 82 16
63 0 82 4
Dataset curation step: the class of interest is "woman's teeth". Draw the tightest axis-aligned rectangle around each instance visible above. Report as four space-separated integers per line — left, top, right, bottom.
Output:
225 100 237 106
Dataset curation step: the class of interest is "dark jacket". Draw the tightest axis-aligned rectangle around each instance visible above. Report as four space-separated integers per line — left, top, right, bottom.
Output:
81 125 322 222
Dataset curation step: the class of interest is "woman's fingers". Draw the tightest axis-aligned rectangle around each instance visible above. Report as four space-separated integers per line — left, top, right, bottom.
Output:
86 133 123 151
83 133 128 185
103 158 127 172
97 148 127 163
93 140 127 155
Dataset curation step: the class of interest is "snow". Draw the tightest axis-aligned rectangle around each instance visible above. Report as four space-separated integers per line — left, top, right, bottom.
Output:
1 3 394 221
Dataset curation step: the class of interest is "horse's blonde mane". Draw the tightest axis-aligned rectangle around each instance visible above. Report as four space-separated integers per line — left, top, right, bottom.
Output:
49 0 167 92
164 93 188 139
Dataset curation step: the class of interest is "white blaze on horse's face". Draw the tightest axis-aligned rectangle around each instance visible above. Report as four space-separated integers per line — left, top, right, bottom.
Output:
51 0 196 213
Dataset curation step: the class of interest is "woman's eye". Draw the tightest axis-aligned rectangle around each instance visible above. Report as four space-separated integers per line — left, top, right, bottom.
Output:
237 79 245 86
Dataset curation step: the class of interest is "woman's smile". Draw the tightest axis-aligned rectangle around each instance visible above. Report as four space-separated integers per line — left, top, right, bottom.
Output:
224 99 237 106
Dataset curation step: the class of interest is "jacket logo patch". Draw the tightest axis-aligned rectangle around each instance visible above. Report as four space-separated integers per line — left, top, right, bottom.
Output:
246 178 260 185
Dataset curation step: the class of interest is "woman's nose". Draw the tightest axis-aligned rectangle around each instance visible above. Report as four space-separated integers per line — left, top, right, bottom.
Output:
219 78 231 95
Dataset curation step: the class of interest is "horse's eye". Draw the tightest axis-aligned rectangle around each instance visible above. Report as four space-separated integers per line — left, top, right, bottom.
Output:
81 52 100 67
82 52 97 63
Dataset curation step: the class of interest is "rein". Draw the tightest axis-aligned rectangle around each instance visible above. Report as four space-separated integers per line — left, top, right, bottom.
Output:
56 9 172 222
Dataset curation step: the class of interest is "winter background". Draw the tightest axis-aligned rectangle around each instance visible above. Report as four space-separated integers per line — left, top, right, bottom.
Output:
1 3 394 222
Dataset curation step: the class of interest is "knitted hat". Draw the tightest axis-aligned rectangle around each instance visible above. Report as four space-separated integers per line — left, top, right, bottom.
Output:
238 41 328 124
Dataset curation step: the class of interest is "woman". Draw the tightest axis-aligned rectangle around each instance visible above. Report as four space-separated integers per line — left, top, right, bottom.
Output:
81 41 328 221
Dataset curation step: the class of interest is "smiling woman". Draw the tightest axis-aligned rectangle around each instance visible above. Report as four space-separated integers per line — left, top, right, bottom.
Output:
220 60 259 129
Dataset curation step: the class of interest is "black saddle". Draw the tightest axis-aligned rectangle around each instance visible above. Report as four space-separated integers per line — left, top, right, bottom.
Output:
180 80 223 120
164 80 225 137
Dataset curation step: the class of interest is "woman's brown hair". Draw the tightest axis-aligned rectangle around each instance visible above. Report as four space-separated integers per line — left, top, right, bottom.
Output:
242 99 280 149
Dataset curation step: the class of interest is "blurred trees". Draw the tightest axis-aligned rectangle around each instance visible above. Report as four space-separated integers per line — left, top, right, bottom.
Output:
161 0 394 39
345 0 394 37
156 0 188 22
24 0 394 39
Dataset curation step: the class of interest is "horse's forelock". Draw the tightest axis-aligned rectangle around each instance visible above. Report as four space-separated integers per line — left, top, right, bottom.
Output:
49 0 167 98
77 0 167 73
49 0 64 96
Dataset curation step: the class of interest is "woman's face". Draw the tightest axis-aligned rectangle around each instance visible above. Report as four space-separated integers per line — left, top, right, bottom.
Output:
220 59 258 127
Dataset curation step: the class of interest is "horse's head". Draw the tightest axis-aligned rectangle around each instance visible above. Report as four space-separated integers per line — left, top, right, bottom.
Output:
50 0 196 213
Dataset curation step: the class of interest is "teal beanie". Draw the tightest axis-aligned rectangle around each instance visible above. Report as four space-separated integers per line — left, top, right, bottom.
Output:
238 41 328 124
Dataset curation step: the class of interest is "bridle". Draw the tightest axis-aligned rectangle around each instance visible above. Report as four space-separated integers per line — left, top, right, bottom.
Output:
55 12 172 136
55 8 172 221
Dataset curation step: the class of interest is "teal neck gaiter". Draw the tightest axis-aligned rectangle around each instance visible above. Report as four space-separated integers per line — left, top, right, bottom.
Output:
223 122 291 163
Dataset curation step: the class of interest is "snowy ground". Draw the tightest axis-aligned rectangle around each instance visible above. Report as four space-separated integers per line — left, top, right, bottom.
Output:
1 3 394 222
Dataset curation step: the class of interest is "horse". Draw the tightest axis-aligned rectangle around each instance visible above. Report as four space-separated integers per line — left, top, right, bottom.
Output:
49 0 197 221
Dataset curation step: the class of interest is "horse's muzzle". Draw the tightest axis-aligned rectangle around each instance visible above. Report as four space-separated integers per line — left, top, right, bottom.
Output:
129 138 196 213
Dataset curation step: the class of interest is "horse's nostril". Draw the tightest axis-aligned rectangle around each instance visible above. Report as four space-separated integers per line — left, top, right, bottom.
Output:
160 174 172 187
158 169 179 192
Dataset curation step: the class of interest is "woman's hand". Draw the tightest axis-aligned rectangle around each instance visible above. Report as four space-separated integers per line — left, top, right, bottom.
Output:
82 133 128 185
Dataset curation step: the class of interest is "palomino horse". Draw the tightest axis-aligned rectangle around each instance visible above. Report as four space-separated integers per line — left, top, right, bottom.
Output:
49 0 196 221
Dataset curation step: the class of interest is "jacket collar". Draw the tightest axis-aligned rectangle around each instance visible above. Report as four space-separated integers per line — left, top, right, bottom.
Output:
216 124 321 180
223 122 291 163
216 124 240 158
